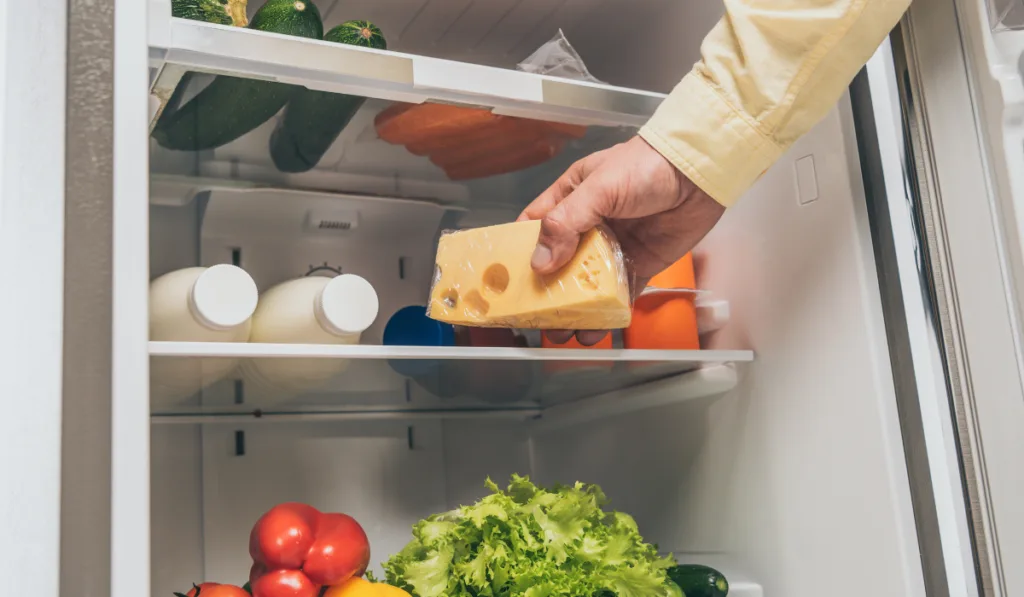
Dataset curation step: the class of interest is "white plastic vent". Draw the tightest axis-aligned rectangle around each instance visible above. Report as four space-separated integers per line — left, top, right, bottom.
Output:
304 209 360 233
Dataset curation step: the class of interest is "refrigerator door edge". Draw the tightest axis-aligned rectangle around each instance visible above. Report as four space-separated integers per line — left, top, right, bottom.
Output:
884 0 1024 594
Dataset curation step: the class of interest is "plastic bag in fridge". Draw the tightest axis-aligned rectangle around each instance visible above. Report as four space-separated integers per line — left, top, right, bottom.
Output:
517 29 606 84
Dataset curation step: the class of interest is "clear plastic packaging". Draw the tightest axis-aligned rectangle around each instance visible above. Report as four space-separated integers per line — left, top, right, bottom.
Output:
516 29 606 84
426 220 632 330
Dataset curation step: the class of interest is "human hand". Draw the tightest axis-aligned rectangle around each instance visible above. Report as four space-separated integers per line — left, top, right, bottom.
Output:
518 136 725 346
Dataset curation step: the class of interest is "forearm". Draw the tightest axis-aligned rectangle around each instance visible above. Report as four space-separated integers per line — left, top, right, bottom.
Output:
640 0 911 207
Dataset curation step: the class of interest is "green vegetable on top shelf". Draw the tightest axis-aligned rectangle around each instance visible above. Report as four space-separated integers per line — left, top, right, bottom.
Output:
172 0 249 26
327 20 387 47
668 564 729 597
383 475 679 597
152 0 324 152
269 21 387 173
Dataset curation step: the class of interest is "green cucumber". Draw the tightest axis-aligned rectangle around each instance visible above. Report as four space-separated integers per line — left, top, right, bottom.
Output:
269 21 386 172
171 0 248 26
667 565 729 597
153 0 324 152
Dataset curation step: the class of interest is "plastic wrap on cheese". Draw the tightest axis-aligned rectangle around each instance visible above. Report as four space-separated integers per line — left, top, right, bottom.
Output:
426 220 632 330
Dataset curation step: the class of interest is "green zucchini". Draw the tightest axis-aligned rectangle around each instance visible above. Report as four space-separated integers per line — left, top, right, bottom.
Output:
171 0 248 26
268 21 387 172
667 565 729 597
152 0 324 152
326 20 387 48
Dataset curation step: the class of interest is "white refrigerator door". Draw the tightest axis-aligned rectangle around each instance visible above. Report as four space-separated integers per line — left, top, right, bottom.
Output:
0 0 66 596
878 0 1024 594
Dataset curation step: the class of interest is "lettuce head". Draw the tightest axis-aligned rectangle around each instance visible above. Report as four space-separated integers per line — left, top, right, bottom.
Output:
383 475 677 597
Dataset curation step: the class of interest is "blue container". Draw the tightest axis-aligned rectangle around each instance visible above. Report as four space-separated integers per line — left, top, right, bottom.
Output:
383 306 455 377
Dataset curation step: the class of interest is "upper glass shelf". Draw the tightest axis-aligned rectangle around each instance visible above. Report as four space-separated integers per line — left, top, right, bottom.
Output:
146 18 660 204
149 342 752 422
148 96 636 208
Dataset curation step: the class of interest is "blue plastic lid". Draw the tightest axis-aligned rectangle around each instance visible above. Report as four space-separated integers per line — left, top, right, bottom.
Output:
383 306 455 378
383 305 455 347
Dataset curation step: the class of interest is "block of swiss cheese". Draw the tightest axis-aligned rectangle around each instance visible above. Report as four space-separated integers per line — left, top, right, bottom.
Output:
427 220 632 329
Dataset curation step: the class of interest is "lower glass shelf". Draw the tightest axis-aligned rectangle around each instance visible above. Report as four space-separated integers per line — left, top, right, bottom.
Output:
148 342 753 421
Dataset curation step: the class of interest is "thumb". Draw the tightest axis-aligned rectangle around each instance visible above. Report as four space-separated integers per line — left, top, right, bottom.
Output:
530 175 611 274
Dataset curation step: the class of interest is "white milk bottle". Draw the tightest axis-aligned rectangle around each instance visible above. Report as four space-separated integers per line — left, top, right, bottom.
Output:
242 274 379 397
149 264 259 403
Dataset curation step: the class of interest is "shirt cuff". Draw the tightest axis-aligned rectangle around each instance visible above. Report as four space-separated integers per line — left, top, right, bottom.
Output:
639 72 783 208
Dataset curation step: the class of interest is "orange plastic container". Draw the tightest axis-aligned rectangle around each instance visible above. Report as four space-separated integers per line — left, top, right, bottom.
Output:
623 254 699 351
374 102 587 181
649 253 696 290
542 332 614 373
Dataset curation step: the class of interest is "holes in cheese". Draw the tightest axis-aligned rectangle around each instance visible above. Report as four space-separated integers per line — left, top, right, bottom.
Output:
426 220 632 330
483 264 510 295
463 290 491 318
440 288 459 308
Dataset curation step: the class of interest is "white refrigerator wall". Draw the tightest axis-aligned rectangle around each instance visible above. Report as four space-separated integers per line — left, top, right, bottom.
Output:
532 97 925 595
149 103 927 597
148 0 926 595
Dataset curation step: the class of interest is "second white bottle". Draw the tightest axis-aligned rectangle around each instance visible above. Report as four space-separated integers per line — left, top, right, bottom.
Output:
243 273 380 396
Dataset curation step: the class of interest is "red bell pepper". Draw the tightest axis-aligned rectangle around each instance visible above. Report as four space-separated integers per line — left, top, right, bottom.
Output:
248 503 371 597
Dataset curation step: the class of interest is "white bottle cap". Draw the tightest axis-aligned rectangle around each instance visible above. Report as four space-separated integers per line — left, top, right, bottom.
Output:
189 264 259 331
314 274 380 337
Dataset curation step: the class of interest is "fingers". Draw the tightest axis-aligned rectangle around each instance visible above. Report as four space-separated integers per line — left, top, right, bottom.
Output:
544 330 576 345
518 172 575 223
543 330 610 347
575 330 610 346
521 143 626 349
517 147 614 223
530 175 610 273
518 157 587 223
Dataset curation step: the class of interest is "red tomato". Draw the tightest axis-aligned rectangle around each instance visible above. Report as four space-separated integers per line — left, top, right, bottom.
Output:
303 513 371 584
249 503 321 569
250 568 319 597
249 503 371 587
177 582 249 597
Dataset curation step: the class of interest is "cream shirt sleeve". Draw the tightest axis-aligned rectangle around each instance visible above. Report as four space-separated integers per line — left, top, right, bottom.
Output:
639 0 911 208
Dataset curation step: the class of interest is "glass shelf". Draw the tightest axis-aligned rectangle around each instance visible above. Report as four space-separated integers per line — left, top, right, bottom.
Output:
146 17 659 206
149 342 752 421
148 93 636 208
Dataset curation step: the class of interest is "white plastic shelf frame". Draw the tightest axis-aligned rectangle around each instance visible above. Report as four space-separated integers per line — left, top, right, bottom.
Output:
147 17 664 127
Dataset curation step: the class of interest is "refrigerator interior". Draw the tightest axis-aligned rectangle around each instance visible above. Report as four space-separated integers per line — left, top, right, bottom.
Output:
147 0 927 595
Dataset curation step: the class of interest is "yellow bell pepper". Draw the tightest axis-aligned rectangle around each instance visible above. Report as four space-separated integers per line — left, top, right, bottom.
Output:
322 577 412 597
370 585 413 597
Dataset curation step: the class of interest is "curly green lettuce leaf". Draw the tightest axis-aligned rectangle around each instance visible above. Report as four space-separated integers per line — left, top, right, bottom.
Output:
383 475 676 597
